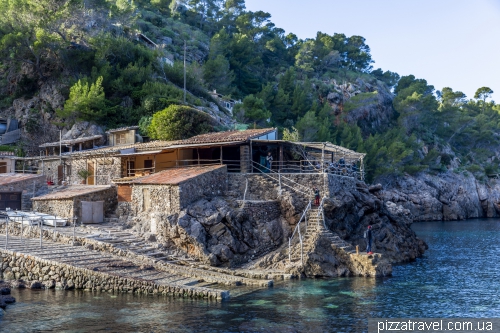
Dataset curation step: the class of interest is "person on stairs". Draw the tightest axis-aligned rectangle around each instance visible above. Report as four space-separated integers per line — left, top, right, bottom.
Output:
365 225 373 254
314 187 320 206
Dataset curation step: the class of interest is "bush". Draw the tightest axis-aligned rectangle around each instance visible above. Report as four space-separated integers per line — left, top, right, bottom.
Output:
148 105 216 140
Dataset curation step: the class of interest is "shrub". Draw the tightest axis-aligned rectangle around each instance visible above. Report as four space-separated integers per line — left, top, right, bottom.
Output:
148 105 216 140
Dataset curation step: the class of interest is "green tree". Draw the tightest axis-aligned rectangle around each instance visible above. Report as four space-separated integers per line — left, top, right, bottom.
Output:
282 126 300 142
233 94 270 125
58 76 106 121
295 110 319 141
474 87 494 112
438 87 467 108
148 105 215 140
203 54 234 95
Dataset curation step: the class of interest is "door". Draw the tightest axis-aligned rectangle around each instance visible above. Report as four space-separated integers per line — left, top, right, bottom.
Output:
144 160 153 174
87 162 95 185
81 201 104 224
57 165 63 185
0 192 21 210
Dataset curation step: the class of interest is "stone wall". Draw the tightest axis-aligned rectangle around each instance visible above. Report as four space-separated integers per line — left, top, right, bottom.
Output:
0 250 226 299
130 184 180 217
33 186 117 221
128 166 228 218
69 157 121 185
237 200 281 222
39 159 62 184
228 173 352 201
32 199 74 219
327 174 356 196
0 174 48 210
178 165 228 207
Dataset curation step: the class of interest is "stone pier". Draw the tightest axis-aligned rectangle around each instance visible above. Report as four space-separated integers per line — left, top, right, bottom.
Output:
0 235 232 299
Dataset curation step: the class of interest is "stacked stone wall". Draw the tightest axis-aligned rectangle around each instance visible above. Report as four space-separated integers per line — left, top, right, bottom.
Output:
237 200 281 222
69 157 121 185
32 199 74 219
178 166 228 207
0 250 227 299
130 184 179 216
327 174 356 196
33 186 117 221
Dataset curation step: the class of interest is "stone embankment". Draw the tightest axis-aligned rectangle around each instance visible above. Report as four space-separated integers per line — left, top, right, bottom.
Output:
0 234 230 299
0 221 277 299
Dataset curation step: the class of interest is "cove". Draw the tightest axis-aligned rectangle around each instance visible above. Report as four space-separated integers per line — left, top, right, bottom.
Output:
1 219 499 332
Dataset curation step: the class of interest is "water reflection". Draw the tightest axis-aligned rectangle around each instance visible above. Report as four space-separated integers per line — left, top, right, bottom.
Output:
0 219 499 332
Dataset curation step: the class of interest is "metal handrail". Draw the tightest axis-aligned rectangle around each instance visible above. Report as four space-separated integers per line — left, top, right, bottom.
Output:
269 160 364 180
288 200 312 265
316 196 327 229
251 161 313 197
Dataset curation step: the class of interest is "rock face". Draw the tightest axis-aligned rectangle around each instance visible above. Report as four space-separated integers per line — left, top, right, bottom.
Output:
376 172 500 221
121 172 426 276
62 121 106 146
324 182 426 263
153 198 288 267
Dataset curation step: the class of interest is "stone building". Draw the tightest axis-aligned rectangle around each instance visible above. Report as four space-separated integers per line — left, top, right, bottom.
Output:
115 165 227 227
28 128 278 186
31 185 117 222
0 173 47 210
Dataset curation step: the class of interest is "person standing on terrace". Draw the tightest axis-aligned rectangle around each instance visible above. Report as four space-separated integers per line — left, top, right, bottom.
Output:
266 152 273 171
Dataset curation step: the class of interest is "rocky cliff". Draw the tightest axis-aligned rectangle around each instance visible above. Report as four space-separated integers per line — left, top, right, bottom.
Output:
130 174 427 277
375 172 500 221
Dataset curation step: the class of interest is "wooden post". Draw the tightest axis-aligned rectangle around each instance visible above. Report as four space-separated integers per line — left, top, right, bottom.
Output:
356 245 359 255
249 140 253 173
220 146 222 165
279 143 283 172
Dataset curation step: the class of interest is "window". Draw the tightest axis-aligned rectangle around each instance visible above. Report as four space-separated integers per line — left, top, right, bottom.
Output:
116 133 126 145
127 161 135 177
144 160 153 173
0 162 6 173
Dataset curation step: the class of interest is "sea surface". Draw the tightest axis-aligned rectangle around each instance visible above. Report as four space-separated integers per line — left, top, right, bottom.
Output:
0 219 499 332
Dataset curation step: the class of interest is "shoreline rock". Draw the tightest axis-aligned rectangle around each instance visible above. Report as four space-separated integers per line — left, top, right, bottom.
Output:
376 172 500 222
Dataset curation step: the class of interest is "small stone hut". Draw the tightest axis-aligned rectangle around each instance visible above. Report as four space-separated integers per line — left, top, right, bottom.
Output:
115 165 228 231
0 173 47 210
32 185 117 222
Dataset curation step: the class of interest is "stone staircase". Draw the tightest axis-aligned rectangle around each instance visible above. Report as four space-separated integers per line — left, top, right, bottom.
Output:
291 207 355 263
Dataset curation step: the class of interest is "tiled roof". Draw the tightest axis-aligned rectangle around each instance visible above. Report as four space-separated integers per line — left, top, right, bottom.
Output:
39 135 104 148
129 165 226 185
62 140 178 156
106 126 139 134
32 185 112 201
0 173 44 186
179 128 276 145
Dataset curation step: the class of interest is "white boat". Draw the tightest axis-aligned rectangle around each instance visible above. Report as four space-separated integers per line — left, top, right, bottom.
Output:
5 211 40 225
4 211 68 227
33 213 68 227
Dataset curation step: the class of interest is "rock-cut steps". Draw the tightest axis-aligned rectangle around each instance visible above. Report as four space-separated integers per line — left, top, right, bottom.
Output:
291 207 355 262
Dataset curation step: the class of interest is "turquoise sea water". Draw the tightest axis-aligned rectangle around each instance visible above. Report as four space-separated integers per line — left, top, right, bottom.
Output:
1 219 499 332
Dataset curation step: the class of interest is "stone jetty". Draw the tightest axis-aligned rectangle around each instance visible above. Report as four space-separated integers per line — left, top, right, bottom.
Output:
0 222 276 300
